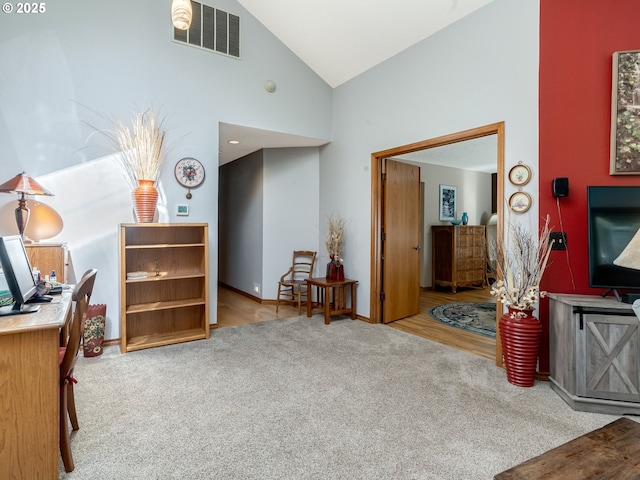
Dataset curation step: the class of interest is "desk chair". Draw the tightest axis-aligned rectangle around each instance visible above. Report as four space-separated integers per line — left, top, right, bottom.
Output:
276 250 316 314
59 268 97 473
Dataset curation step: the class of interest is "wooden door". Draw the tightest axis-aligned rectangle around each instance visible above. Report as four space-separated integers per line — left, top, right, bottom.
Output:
382 159 420 323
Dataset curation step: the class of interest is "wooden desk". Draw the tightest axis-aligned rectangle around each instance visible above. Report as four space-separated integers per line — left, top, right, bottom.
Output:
0 292 73 479
306 277 358 325
494 418 640 479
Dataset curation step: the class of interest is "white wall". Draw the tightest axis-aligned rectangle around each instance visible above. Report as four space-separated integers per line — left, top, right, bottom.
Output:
0 0 541 336
218 150 264 296
262 147 320 299
322 0 539 318
218 146 320 301
0 0 332 339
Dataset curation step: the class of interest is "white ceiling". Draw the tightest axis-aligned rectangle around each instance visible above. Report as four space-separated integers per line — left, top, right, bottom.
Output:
237 0 495 88
396 134 497 173
219 0 496 167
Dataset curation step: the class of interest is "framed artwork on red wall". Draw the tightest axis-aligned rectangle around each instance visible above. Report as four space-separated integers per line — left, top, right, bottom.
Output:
611 49 640 175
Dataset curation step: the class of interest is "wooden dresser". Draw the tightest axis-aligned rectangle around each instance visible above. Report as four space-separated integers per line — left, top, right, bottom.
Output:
431 225 486 293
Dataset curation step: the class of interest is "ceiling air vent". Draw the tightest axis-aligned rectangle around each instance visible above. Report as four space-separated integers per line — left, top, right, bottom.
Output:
173 1 240 59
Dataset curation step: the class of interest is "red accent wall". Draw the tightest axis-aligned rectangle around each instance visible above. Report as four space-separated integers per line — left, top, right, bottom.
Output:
538 0 640 373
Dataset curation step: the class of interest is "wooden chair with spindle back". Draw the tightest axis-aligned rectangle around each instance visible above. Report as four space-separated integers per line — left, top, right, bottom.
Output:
276 251 316 314
59 268 97 472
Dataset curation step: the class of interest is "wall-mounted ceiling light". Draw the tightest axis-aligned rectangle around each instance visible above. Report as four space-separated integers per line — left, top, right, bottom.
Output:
171 0 193 30
264 80 277 93
228 140 240 145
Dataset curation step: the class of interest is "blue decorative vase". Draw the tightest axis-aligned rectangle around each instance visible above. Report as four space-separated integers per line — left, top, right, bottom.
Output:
461 212 469 225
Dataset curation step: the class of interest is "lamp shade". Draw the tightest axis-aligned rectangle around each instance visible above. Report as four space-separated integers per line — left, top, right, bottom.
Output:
23 200 63 242
0 172 54 240
0 200 63 241
171 0 193 30
614 228 640 270
0 172 53 196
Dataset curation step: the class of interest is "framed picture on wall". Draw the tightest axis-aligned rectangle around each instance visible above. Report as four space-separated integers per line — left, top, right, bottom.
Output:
439 184 457 222
611 49 640 175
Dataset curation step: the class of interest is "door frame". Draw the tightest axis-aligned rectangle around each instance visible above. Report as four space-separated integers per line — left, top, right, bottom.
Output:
370 121 505 365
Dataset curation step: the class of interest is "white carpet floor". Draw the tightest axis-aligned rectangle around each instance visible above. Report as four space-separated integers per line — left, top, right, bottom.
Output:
60 314 622 479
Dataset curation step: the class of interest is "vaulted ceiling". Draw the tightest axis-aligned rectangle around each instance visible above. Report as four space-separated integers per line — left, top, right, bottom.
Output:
237 0 495 88
220 0 496 168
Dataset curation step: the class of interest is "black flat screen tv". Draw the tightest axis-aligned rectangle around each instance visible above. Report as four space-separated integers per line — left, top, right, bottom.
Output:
588 186 640 299
0 235 40 315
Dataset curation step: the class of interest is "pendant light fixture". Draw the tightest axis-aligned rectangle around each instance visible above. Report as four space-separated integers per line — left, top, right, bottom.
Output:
171 0 193 30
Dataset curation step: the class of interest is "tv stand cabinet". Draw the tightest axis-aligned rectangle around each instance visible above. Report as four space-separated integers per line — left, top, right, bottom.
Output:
548 293 640 415
119 223 209 353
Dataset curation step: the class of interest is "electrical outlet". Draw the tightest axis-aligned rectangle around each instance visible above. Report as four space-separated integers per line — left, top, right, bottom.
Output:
253 283 260 294
549 231 567 250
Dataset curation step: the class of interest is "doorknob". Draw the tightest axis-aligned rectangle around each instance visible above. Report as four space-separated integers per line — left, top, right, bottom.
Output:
413 246 421 250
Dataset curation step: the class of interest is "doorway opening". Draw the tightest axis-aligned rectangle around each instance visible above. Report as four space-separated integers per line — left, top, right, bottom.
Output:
370 122 505 365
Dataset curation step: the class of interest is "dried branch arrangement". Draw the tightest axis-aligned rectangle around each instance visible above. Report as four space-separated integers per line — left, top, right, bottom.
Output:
325 213 345 261
490 215 553 313
87 108 167 189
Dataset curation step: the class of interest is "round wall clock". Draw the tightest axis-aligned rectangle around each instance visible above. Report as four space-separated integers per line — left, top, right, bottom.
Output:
508 164 532 186
509 191 532 213
174 157 205 199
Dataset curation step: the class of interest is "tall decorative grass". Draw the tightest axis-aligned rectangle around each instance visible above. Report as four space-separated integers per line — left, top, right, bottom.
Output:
111 110 166 188
325 213 345 261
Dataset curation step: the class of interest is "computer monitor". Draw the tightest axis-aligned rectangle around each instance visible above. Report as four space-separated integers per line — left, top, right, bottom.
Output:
0 235 40 315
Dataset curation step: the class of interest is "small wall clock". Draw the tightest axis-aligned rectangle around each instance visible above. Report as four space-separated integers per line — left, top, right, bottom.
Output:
174 157 205 199
509 191 532 213
508 164 532 186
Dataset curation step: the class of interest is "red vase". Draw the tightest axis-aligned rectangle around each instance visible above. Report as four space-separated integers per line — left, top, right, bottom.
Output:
326 260 344 280
499 307 542 387
132 179 158 223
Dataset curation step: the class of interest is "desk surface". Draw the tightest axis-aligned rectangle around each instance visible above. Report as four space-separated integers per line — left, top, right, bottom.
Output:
0 289 73 479
0 291 72 336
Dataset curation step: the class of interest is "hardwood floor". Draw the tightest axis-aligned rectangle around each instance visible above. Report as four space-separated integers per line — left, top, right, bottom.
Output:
216 285 301 328
387 287 496 362
216 284 496 361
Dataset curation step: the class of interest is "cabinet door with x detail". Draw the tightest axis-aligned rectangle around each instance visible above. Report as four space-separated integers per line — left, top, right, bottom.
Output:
578 310 640 403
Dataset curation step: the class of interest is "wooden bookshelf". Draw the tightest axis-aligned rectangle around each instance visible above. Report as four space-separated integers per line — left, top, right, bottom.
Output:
119 223 209 353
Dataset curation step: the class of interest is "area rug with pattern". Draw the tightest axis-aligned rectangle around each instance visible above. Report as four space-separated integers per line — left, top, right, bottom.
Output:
429 302 496 338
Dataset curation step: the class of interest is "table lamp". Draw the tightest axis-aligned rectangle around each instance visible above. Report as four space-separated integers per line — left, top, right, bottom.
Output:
0 172 54 241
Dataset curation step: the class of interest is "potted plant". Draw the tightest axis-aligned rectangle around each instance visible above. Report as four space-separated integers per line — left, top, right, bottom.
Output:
489 215 553 387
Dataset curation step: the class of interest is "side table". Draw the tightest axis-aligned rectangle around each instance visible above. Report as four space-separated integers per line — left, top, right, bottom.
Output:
306 277 358 325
